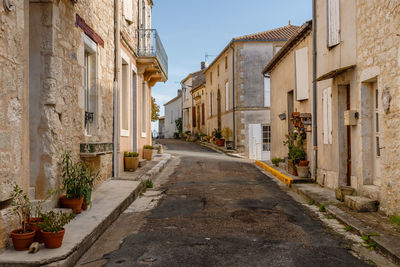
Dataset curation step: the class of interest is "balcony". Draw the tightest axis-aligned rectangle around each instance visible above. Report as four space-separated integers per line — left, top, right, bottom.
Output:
137 29 168 86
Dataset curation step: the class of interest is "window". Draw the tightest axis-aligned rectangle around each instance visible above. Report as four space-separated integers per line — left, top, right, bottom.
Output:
264 77 270 107
323 87 332 144
202 103 205 125
225 82 229 111
123 0 133 23
141 80 147 136
84 35 98 136
210 72 213 85
225 56 228 70
209 92 213 116
139 0 146 29
170 110 173 124
295 47 309 101
262 125 271 151
327 0 340 47
217 64 220 77
120 51 130 136
192 106 196 127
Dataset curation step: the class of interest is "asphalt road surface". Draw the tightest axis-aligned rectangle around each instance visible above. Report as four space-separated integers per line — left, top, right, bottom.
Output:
77 139 368 267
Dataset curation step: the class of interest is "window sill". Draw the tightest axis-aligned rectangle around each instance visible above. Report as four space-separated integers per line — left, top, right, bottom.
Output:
80 142 113 158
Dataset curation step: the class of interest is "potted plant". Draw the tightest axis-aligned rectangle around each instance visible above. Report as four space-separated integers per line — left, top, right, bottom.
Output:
213 128 225 146
9 184 36 251
80 162 99 211
222 127 233 149
271 158 284 167
124 152 139 172
284 133 306 176
39 210 75 249
59 151 86 214
143 145 155 160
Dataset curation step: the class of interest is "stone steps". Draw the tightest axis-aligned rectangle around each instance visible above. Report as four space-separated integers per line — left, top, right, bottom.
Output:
344 195 379 212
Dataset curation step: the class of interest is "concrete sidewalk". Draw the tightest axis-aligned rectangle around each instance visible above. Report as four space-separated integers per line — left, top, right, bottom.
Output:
0 153 171 267
257 161 400 265
198 141 245 159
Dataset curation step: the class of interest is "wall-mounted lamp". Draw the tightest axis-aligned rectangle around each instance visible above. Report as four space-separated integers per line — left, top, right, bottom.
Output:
278 113 286 120
3 0 14 12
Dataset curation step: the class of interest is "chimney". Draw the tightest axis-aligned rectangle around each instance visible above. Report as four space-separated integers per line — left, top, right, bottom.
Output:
201 61 206 70
177 89 182 96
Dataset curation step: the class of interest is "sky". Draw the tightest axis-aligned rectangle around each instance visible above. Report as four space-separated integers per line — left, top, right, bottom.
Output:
151 0 312 130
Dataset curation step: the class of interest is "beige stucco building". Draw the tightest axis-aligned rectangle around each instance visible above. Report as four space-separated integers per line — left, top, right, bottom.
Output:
314 0 400 215
263 22 313 163
205 25 299 160
0 0 167 249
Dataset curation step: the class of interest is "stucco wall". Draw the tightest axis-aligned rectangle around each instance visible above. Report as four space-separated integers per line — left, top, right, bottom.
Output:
269 33 313 161
164 96 182 138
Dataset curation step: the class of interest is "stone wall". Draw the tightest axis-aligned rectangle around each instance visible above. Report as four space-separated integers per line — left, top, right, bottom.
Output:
29 0 115 199
356 0 400 215
0 0 30 249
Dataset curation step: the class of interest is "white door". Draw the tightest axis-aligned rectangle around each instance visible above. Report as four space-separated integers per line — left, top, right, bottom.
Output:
373 83 381 186
249 124 262 160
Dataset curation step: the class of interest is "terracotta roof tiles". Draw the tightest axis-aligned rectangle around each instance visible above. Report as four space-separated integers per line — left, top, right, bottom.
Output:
233 24 300 41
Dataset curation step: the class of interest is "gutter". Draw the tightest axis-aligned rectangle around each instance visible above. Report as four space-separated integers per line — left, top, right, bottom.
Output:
231 44 236 149
113 0 120 178
312 0 318 180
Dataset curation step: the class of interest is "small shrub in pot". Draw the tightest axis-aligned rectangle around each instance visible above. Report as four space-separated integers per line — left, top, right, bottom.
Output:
124 152 139 172
39 210 76 249
143 145 155 160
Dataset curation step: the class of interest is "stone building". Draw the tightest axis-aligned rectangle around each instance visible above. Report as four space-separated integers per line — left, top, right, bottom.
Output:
315 0 400 215
117 0 167 175
164 92 182 139
262 22 313 163
158 116 165 139
204 25 299 160
190 69 206 135
0 0 167 249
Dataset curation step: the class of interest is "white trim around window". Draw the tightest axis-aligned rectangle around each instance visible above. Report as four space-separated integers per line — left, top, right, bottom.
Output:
120 49 131 137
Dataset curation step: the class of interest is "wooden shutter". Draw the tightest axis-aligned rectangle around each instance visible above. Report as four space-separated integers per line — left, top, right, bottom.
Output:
327 0 340 47
264 77 270 107
202 103 205 125
225 82 229 111
124 0 133 23
295 47 309 101
323 87 333 144
192 106 196 128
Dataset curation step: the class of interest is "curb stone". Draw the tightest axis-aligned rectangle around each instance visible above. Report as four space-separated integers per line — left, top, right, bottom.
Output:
0 153 172 267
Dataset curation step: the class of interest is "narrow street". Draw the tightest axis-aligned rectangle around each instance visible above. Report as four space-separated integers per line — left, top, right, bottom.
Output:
77 140 367 266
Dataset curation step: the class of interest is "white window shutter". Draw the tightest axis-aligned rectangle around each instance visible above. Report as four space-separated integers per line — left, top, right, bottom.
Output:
225 82 229 111
327 87 333 144
264 77 271 107
328 0 340 47
295 47 309 101
323 88 329 144
124 0 133 23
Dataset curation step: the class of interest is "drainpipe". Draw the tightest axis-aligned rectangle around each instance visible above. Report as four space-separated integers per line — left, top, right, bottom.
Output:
312 0 318 180
231 44 236 149
113 0 120 178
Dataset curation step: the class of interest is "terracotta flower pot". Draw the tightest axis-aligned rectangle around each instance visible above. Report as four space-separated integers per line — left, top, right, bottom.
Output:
299 161 309 167
124 157 139 171
215 138 225 146
29 217 44 243
41 228 65 249
10 229 36 251
60 195 83 214
143 149 154 160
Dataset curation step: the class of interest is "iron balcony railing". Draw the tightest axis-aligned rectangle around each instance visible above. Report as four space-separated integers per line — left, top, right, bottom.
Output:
137 29 168 77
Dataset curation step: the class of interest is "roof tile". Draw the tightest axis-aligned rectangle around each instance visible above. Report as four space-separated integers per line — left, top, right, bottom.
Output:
233 24 300 41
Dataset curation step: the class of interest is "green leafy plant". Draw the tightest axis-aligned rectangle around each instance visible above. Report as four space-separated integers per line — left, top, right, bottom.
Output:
319 204 326 212
146 180 153 189
390 215 400 226
345 225 353 232
175 118 183 134
61 151 98 200
124 152 139 157
39 210 76 233
284 132 306 164
361 233 379 249
212 128 223 139
10 184 31 233
272 158 284 167
173 132 180 139
308 200 315 205
143 145 154 150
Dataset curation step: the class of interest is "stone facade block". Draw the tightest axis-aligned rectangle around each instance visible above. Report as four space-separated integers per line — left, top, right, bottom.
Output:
344 196 379 212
